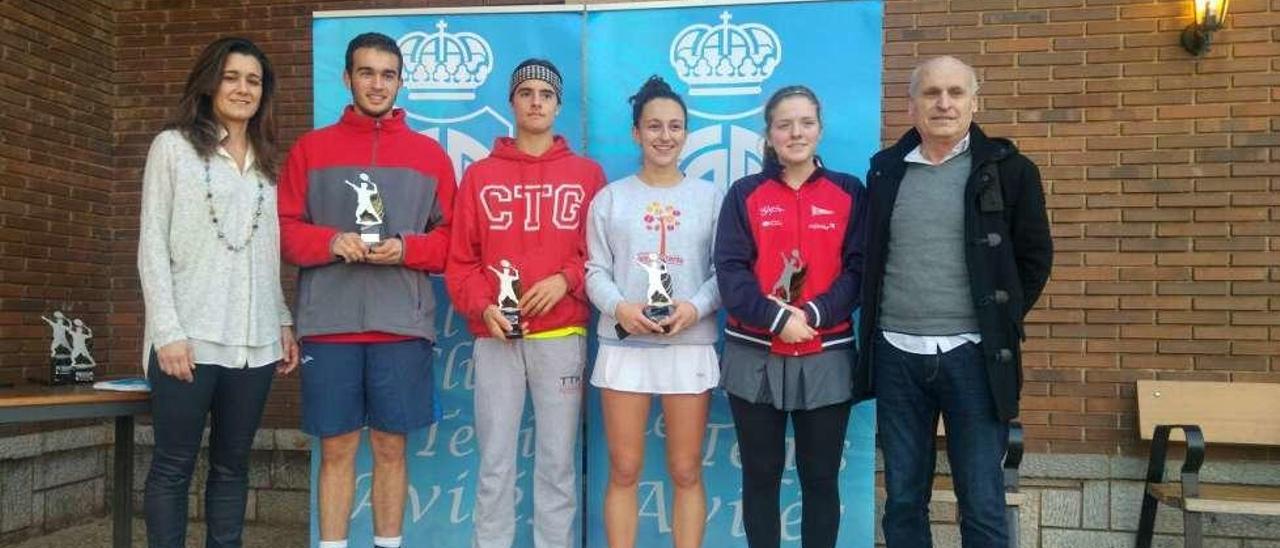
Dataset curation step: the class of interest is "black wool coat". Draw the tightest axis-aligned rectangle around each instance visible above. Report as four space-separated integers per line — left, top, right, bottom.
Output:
856 123 1053 421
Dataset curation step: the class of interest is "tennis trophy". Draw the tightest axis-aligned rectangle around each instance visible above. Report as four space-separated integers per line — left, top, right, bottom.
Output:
488 259 523 339
770 249 807 304
616 253 674 339
345 173 386 245
41 311 94 384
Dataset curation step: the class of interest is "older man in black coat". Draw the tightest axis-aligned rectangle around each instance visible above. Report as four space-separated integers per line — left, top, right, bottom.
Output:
858 56 1053 548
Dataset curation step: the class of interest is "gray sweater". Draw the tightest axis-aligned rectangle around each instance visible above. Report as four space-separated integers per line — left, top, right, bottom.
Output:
879 151 979 335
586 175 723 346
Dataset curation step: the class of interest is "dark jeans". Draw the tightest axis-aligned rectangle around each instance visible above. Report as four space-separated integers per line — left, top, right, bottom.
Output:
729 395 852 548
875 333 1009 548
144 353 276 548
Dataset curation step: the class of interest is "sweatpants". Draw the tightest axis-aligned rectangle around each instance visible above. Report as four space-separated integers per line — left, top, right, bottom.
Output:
472 335 586 548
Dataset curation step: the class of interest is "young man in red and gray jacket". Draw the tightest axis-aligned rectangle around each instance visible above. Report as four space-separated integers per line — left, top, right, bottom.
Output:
445 58 605 548
278 33 455 548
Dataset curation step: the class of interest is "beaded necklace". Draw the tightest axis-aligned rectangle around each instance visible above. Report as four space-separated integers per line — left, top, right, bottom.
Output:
203 157 265 252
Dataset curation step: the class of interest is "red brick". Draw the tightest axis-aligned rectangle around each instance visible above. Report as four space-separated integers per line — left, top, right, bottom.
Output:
1086 78 1155 93
1195 267 1269 281
1056 93 1123 108
1193 325 1270 340
1013 21 1085 37
1120 267 1190 281
984 10 1049 23
1086 19 1155 35
951 26 1017 40
1084 106 1153 121
1155 371 1232 382
1173 308 1234 326
1019 51 1086 65
1123 62 1194 77
1054 64 1122 79
1088 339 1158 353
1158 340 1230 354
1196 117 1272 133
1121 325 1191 339
1193 297 1270 310
1120 354 1194 370
1088 164 1152 178
1051 381 1120 396
1051 7 1119 21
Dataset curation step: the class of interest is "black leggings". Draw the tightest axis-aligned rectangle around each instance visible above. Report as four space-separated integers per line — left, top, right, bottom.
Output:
728 395 853 548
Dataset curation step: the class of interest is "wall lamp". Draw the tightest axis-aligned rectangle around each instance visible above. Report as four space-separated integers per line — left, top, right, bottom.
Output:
1181 0 1229 56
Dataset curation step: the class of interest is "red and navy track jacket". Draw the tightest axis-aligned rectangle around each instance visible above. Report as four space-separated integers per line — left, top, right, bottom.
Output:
714 163 868 356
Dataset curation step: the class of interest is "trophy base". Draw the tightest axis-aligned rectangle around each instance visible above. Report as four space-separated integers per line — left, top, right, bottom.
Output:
644 305 673 333
501 308 523 339
49 357 75 385
360 232 381 245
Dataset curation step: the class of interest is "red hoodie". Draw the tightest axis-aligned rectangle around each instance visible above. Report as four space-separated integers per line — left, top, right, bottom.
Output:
278 106 455 343
445 136 605 337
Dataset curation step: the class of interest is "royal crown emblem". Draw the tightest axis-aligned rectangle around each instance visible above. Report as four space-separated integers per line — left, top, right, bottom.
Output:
669 11 782 97
398 20 494 101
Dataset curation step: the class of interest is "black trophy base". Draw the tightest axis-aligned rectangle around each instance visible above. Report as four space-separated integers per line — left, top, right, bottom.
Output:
617 305 673 340
73 366 94 383
360 229 382 246
49 357 75 385
501 308 523 339
644 305 673 332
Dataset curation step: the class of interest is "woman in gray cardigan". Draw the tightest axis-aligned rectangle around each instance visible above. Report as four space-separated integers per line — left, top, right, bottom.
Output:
137 37 298 548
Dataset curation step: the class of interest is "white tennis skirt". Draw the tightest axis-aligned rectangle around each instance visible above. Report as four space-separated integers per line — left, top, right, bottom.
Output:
590 343 720 394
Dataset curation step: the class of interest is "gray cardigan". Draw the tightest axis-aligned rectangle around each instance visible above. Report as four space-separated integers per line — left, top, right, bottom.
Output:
137 130 290 369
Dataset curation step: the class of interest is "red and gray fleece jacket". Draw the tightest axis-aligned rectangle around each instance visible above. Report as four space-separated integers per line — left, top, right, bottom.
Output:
278 106 456 342
714 163 868 356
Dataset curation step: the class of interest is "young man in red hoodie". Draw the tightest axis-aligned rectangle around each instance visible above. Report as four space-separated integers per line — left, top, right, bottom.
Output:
278 33 455 548
445 59 605 548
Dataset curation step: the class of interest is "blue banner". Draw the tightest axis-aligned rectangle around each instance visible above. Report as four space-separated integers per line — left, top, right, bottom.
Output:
311 2 881 546
583 3 881 547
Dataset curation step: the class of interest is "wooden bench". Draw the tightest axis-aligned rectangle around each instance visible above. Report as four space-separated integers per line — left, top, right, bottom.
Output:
876 419 1025 548
1135 380 1280 548
0 384 150 548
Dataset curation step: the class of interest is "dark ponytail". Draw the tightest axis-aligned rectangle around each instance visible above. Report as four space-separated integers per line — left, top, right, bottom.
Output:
761 85 822 169
628 75 687 127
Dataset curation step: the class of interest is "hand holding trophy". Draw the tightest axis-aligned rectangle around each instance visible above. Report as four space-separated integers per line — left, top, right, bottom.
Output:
769 249 816 343
615 253 674 339
345 173 386 245
488 259 524 339
770 248 807 305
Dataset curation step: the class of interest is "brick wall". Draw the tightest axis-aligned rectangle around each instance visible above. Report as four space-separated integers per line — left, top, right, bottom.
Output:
3 0 1278 456
0 0 116 391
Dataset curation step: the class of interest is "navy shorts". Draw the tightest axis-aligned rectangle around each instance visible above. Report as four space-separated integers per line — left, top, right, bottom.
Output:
300 339 436 438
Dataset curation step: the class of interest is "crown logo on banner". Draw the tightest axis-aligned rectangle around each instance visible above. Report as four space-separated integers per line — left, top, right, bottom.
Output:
399 20 494 101
669 11 782 97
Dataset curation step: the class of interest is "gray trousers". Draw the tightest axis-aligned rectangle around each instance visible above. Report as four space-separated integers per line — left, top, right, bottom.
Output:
472 336 585 548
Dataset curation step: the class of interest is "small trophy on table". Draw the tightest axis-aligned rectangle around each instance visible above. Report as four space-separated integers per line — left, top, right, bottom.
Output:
41 311 94 384
489 259 523 339
770 249 807 304
616 253 674 339
345 173 386 245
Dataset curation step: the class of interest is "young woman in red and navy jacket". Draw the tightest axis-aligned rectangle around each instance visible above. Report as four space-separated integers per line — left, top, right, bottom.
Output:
714 85 868 548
